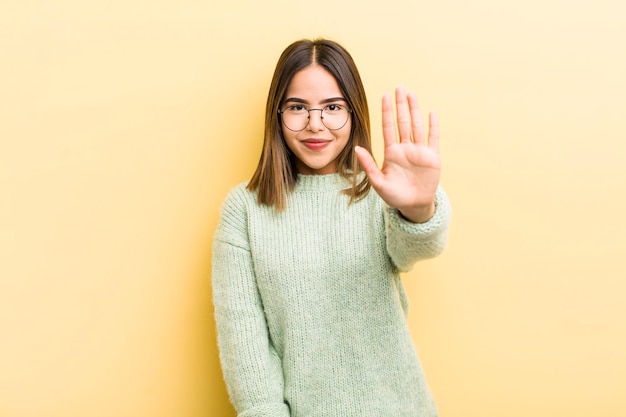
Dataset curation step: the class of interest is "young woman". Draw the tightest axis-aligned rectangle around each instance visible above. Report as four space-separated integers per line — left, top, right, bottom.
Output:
212 38 451 417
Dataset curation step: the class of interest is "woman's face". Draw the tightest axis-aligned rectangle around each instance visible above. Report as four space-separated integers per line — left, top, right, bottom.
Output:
280 65 351 175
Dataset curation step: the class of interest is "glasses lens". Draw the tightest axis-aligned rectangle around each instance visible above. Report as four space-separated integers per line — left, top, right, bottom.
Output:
321 104 349 130
281 105 309 131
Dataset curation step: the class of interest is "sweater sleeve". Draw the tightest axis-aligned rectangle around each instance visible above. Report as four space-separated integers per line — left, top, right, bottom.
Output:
212 187 290 417
384 186 451 272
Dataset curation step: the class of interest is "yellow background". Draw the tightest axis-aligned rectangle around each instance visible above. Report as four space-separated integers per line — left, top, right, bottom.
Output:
1 1 625 416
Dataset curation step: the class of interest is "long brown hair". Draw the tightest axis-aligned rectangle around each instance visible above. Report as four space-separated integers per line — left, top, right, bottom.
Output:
247 38 373 210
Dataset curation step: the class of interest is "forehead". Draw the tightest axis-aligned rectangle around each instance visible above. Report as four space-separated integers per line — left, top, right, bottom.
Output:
284 65 343 102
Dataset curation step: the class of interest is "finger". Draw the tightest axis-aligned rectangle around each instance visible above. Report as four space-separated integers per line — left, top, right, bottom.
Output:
381 93 397 149
355 146 384 188
428 111 440 152
395 86 412 143
408 91 425 145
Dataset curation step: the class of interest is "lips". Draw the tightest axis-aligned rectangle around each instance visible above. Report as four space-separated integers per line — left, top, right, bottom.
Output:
301 138 331 151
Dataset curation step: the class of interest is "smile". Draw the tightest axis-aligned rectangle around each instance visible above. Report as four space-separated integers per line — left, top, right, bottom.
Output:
301 139 331 151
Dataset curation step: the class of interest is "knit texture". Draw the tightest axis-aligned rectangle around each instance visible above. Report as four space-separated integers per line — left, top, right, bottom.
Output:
212 173 451 417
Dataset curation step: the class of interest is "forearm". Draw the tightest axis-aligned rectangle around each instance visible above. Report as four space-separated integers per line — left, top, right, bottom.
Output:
212 240 290 416
385 186 451 271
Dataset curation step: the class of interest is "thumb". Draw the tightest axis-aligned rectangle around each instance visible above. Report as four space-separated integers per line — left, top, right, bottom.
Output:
355 146 383 186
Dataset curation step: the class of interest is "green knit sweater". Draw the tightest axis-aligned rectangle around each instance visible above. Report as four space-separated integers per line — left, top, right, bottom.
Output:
212 173 451 417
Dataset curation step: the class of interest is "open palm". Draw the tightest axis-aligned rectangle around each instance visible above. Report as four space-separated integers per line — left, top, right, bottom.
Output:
355 87 441 223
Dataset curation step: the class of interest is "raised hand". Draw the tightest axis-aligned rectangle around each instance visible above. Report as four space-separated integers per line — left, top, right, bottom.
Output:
355 87 441 223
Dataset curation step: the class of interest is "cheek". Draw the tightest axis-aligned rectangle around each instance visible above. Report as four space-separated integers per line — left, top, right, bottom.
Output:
280 124 290 142
339 120 353 142
281 127 298 152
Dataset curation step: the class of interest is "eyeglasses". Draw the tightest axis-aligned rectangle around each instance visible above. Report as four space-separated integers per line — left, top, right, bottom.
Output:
278 103 352 132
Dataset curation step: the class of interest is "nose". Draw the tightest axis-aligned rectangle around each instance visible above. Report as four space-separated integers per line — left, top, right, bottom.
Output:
306 108 325 131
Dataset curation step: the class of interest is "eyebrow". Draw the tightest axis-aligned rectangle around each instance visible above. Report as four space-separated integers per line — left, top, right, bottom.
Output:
283 97 347 105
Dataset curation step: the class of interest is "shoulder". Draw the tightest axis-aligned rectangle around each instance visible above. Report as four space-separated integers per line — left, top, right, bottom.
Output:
221 181 256 212
214 182 258 246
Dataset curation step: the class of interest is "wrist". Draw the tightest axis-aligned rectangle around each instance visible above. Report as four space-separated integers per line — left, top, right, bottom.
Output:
398 202 436 224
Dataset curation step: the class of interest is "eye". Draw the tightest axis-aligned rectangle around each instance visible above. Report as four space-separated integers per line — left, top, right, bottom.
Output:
285 104 306 113
324 104 344 113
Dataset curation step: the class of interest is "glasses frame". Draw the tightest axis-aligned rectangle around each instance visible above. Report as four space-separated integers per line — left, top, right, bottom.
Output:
277 104 352 132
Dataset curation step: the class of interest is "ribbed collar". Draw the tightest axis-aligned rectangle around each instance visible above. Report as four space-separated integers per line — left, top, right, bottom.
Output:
294 173 353 192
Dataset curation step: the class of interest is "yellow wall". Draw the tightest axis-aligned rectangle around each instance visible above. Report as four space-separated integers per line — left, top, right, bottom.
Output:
1 1 625 416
